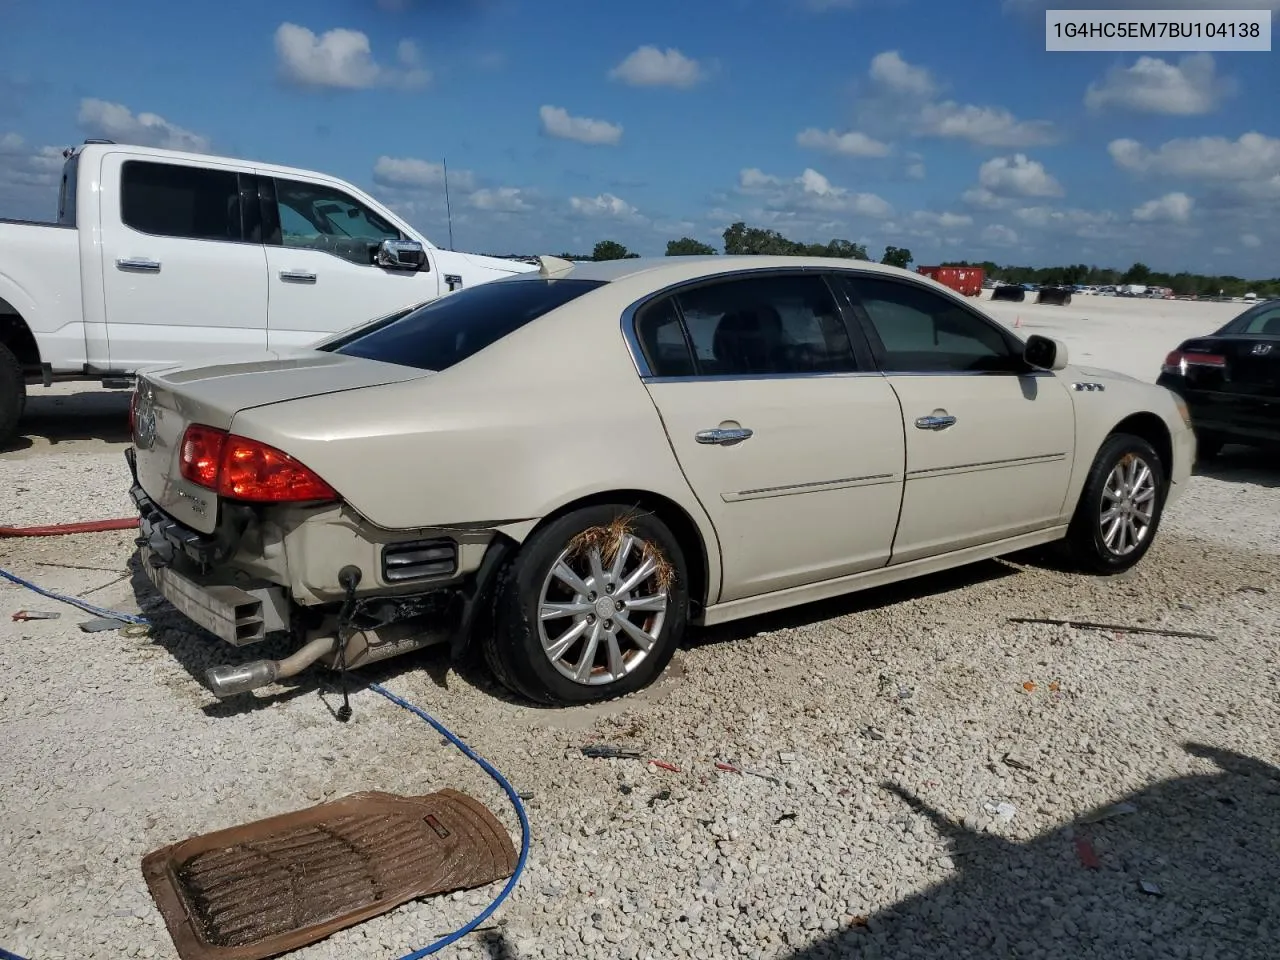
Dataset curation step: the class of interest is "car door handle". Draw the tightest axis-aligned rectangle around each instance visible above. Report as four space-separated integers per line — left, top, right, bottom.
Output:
116 258 161 273
279 270 317 284
696 427 753 445
914 414 957 430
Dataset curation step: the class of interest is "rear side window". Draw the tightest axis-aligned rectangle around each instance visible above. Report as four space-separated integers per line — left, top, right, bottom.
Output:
120 160 242 242
57 153 79 226
324 278 605 372
1222 302 1280 335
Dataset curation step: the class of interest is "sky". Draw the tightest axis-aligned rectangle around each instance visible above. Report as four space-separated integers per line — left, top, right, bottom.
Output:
1 0 1277 277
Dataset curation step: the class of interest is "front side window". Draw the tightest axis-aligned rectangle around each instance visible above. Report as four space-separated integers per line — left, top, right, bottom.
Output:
656 273 858 377
840 275 1021 373
271 178 404 266
120 160 242 241
323 278 604 372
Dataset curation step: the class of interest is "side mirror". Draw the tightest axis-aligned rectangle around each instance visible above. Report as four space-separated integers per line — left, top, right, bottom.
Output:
1023 334 1069 371
376 239 428 271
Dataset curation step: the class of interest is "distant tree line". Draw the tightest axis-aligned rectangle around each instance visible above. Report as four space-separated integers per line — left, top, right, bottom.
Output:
484 221 1278 296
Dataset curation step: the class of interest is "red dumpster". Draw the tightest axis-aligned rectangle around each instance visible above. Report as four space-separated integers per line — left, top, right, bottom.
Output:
917 265 984 297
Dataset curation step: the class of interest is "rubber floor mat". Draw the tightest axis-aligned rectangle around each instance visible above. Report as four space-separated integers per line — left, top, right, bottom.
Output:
141 789 518 960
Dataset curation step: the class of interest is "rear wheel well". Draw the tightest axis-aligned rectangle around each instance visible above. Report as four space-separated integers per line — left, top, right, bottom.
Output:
532 490 712 613
1110 413 1173 490
0 304 41 371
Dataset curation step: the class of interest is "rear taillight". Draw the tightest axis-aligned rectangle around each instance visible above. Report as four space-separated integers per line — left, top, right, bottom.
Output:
177 425 337 503
1162 349 1226 374
218 435 338 502
180 425 227 489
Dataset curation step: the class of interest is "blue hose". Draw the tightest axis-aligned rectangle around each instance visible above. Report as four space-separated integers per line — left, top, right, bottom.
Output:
0 565 530 960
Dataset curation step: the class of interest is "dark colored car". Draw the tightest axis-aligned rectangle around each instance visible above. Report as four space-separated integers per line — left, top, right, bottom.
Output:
1157 299 1280 458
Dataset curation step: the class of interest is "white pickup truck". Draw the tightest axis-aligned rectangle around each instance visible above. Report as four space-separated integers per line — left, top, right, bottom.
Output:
0 140 536 445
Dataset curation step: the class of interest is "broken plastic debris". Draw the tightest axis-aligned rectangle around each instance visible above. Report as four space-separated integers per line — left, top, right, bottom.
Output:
1023 681 1038 693
648 759 680 773
778 752 797 764
983 801 1017 822
12 609 61 621
1138 879 1163 896
1074 835 1101 870
1080 800 1138 824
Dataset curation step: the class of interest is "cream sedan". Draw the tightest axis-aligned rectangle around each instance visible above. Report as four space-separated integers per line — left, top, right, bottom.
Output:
126 255 1194 705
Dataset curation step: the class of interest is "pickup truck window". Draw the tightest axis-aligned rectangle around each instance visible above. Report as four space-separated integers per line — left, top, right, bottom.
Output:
58 152 79 226
271 178 405 266
121 160 243 242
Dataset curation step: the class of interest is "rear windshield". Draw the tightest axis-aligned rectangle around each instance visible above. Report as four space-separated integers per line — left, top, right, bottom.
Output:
321 277 605 371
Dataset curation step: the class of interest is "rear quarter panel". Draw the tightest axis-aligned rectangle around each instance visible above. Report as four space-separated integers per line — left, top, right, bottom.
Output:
228 277 725 597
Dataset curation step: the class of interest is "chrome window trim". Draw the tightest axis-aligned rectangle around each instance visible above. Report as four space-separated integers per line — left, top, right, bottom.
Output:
619 264 1040 380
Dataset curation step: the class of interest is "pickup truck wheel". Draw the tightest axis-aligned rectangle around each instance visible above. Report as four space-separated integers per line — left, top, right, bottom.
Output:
484 504 689 705
1064 432 1166 575
0 342 26 449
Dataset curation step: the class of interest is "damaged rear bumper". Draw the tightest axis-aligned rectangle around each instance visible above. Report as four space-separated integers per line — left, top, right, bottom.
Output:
124 446 515 685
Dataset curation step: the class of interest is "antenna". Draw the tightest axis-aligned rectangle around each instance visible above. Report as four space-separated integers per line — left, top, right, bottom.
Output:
442 157 454 251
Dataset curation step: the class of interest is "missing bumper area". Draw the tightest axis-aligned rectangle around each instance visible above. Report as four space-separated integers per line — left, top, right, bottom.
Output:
141 546 290 645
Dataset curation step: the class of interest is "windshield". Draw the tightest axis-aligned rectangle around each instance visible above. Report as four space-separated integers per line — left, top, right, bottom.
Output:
321 278 606 371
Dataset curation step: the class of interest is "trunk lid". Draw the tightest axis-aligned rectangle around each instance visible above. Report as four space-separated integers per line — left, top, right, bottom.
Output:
1176 335 1280 395
132 351 429 534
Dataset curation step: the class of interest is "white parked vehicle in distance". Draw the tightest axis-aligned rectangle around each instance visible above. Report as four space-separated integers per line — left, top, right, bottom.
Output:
0 139 536 445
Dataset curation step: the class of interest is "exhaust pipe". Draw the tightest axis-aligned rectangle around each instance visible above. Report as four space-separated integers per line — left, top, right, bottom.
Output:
206 635 337 698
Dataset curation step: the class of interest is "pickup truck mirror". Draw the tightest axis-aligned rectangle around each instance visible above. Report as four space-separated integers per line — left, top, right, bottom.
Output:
376 239 428 271
1023 333 1069 371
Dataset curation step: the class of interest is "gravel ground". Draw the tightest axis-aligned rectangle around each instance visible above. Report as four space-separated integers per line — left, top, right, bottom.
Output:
2 300 1278 960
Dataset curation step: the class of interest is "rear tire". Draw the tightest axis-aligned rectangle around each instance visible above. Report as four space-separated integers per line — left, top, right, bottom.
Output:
1063 432 1166 575
0 342 26 449
483 504 689 705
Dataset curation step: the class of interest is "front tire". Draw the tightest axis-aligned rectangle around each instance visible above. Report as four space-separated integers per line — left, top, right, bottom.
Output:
0 342 26 449
1064 432 1166 574
484 504 689 705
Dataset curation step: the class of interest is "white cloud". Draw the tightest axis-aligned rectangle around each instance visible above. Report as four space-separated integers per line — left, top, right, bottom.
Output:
1133 191 1194 223
977 154 1064 198
913 210 973 228
539 105 623 146
77 99 210 152
0 134 64 216
1109 132 1280 182
1241 233 1262 248
1013 206 1115 231
1085 54 1233 116
372 156 476 192
609 46 704 88
469 187 532 213
917 101 1056 148
861 51 1056 149
982 224 1019 245
274 23 429 90
905 153 926 179
869 50 936 98
569 193 640 219
796 127 891 158
737 165 893 219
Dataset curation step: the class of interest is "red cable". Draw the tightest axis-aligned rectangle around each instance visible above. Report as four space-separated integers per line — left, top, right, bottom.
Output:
0 518 139 537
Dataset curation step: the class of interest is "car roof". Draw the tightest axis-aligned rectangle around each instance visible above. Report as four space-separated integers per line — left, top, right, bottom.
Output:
519 255 934 287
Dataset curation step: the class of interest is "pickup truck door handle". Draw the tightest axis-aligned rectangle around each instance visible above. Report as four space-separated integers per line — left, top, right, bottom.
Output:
116 258 161 273
279 270 317 284
914 412 957 430
695 426 753 445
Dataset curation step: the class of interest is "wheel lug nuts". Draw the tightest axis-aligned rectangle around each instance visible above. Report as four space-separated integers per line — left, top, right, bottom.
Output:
587 614 596 624
604 619 614 630
588 592 597 601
